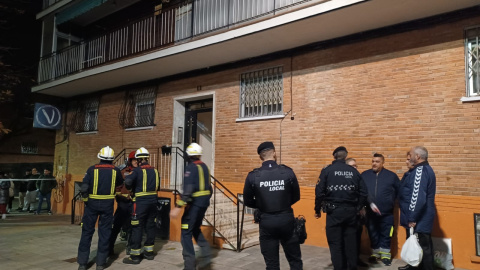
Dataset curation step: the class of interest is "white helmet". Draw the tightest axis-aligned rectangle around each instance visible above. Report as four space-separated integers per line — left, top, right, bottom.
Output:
186 143 203 156
98 146 115 160
135 147 150 158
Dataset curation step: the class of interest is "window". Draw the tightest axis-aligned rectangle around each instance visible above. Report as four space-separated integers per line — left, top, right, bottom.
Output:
239 66 283 119
476 214 480 256
466 27 480 97
21 142 38 154
72 97 99 132
119 86 157 129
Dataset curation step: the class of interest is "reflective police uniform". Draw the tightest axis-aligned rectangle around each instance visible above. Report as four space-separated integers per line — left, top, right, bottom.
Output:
125 163 159 260
108 182 132 255
177 160 212 270
243 160 303 270
315 159 368 270
77 160 123 267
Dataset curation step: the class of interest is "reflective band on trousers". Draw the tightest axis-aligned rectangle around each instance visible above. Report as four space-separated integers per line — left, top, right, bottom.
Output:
181 224 188 229
144 245 154 252
130 249 141 255
389 226 394 237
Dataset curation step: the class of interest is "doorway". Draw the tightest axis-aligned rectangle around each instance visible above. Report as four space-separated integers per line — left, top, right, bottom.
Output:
184 99 213 170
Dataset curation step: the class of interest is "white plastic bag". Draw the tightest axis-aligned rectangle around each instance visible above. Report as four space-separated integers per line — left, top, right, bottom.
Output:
401 228 423 267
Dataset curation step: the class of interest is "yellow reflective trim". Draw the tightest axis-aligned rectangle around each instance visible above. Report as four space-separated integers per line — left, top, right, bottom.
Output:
130 249 141 255
181 224 188 229
192 190 211 197
177 200 185 206
389 226 394 237
131 220 139 225
110 169 116 195
135 191 157 197
89 194 115 199
144 245 154 252
155 169 159 191
197 165 205 191
93 169 99 195
82 198 88 202
142 169 147 192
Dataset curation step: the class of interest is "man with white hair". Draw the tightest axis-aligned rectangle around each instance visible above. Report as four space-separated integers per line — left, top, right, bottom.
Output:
398 146 436 270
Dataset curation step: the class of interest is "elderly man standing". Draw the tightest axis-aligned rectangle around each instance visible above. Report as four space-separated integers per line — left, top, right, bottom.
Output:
398 146 436 270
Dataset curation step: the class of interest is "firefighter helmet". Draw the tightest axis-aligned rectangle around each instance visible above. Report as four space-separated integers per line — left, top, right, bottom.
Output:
186 143 203 156
97 146 115 160
128 151 136 160
135 147 150 158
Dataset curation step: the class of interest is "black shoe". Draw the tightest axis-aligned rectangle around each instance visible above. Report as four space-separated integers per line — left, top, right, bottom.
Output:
357 260 369 267
398 265 415 270
96 265 105 270
78 265 87 270
368 256 378 263
29 210 34 213
382 258 391 266
17 207 22 211
48 210 52 215
143 251 154 260
122 257 141 264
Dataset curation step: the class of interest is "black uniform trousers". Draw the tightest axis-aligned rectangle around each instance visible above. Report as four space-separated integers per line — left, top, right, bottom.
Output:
326 206 358 270
406 228 434 270
130 198 157 257
366 213 393 257
109 200 132 254
78 199 114 266
181 204 211 270
259 211 303 270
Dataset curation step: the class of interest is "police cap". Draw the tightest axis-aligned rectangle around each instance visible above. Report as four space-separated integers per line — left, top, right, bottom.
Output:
332 146 348 156
257 141 275 155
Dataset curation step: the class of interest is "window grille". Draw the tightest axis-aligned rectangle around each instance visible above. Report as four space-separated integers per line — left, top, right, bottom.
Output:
475 214 480 256
21 142 38 154
466 27 480 97
239 67 283 118
71 97 100 132
119 86 157 128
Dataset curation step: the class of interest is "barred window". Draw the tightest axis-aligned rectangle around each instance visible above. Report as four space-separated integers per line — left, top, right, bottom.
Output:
466 27 480 97
72 97 100 132
21 142 38 154
239 67 283 118
119 86 157 128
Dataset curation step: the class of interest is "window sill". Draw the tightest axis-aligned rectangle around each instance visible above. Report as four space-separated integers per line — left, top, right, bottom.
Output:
461 96 480 102
76 131 98 135
471 255 480 263
125 126 154 131
236 115 285 122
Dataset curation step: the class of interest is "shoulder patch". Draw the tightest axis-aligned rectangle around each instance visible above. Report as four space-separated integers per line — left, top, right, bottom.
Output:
184 171 191 177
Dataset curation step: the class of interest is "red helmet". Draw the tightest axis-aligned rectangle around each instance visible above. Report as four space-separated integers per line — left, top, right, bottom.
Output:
128 151 136 160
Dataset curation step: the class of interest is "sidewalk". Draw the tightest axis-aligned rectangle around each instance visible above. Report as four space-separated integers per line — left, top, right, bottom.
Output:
0 212 420 270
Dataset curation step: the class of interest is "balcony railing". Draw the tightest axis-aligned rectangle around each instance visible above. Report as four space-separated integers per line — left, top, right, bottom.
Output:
38 0 315 84
43 0 63 9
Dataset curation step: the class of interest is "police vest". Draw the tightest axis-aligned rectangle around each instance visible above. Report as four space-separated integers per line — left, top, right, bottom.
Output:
253 165 292 213
132 165 159 199
88 164 117 200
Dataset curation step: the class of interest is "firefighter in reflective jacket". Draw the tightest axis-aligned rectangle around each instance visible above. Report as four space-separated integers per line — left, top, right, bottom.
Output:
243 141 303 270
315 146 369 270
122 147 160 265
109 151 137 256
77 146 124 270
170 143 212 270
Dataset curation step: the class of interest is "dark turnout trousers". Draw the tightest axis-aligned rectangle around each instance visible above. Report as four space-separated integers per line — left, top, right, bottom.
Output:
130 199 157 258
181 204 211 270
259 211 303 270
78 199 114 266
109 200 132 254
326 206 358 270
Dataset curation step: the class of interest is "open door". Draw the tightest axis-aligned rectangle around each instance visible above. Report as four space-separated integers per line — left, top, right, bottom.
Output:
184 99 213 170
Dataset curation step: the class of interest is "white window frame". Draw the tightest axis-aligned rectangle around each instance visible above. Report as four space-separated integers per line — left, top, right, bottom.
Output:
464 26 480 101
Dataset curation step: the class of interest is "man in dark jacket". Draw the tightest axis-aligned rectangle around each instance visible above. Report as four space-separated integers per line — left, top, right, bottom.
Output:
315 146 369 270
361 153 400 266
17 169 30 211
170 143 213 270
243 141 302 270
398 146 436 270
35 167 57 215
24 168 40 213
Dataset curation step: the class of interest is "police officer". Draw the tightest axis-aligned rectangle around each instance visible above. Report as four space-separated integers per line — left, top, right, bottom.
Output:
243 141 303 270
109 151 136 256
315 146 368 270
77 146 124 270
170 143 213 270
123 147 160 264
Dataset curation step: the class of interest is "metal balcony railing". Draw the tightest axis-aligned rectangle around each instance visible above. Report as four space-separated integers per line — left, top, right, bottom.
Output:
38 0 315 84
43 0 63 9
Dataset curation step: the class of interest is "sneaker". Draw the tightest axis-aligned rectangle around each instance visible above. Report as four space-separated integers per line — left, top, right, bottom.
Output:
48 211 52 215
17 207 22 211
29 210 34 213
382 258 392 266
122 256 141 264
143 251 154 260
2 214 6 220
78 265 87 270
34 212 39 215
7 208 11 213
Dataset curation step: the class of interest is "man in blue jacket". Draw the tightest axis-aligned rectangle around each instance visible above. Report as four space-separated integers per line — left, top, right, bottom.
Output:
361 153 400 266
398 146 436 270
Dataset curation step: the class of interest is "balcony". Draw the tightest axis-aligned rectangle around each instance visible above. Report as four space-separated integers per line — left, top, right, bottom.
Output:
33 0 480 97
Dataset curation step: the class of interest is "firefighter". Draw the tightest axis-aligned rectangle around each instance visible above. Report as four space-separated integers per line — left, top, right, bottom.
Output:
122 147 160 264
170 143 212 270
77 146 124 270
109 151 137 256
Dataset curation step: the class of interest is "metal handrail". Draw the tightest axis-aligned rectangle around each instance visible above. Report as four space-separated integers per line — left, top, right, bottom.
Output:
71 191 83 224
